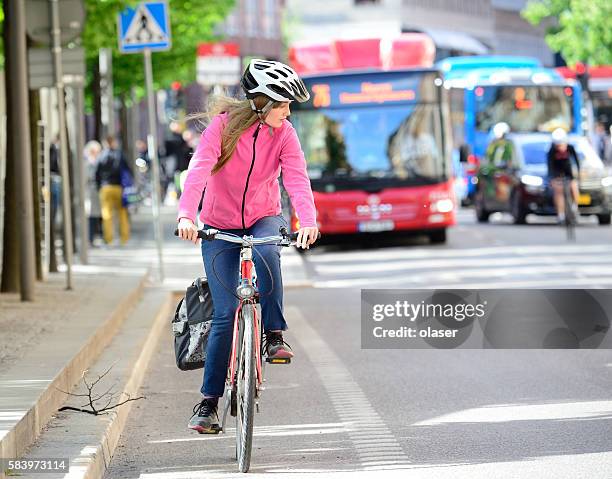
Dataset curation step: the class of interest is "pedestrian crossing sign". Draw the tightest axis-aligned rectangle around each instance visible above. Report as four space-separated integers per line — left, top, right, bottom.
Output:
118 1 171 53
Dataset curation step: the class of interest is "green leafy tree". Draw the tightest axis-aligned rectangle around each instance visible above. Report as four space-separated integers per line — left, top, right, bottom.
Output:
522 0 612 66
84 0 235 100
2 1 233 101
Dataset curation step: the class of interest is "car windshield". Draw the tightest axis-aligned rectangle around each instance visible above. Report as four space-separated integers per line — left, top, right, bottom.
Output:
476 85 574 133
520 141 551 165
291 104 446 184
519 138 604 167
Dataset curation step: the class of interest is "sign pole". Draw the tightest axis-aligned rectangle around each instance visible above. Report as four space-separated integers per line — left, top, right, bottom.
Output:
143 47 165 282
118 1 170 283
49 0 74 290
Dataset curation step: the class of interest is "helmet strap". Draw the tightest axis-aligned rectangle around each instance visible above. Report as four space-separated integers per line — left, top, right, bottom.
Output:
249 98 274 123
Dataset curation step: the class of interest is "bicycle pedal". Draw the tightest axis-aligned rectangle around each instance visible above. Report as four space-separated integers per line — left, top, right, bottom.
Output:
265 357 291 364
195 424 222 435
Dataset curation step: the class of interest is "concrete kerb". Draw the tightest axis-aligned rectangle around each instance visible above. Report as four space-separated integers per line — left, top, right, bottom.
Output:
0 272 149 470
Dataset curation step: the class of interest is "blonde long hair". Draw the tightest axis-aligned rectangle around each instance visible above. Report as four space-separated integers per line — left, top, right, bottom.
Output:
191 95 281 175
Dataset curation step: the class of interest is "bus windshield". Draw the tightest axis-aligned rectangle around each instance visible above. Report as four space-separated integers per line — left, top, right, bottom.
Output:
291 103 446 189
475 85 574 133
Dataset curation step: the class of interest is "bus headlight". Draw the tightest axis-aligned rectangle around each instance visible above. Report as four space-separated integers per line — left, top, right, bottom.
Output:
431 198 454 213
521 175 544 187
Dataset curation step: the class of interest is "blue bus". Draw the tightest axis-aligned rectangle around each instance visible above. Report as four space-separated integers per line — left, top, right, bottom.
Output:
438 56 583 202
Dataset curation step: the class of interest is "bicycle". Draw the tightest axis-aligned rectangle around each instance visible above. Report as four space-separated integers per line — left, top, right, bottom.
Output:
178 226 311 473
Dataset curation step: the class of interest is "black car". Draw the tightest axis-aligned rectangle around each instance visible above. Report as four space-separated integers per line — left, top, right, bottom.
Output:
474 133 612 225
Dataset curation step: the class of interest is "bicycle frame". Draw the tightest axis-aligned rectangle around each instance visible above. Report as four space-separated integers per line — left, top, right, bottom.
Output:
227 246 264 391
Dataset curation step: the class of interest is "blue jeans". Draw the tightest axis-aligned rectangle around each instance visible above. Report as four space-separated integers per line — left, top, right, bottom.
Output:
201 214 289 398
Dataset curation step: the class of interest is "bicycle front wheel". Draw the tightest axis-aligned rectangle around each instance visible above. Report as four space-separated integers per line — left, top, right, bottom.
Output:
236 303 256 473
564 180 576 241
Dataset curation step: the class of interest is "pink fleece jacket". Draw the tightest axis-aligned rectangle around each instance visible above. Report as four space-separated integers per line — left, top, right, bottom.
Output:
177 113 316 229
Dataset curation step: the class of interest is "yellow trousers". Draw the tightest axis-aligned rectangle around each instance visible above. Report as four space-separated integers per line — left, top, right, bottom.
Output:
99 185 130 244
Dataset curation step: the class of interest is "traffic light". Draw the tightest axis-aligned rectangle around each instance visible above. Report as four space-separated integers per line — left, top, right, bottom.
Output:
169 81 185 110
575 62 590 95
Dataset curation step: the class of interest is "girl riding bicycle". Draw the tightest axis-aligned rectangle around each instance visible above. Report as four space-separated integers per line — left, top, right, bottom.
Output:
176 59 319 433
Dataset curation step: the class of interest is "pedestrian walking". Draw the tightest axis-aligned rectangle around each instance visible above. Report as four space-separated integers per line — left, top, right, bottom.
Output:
95 136 131 245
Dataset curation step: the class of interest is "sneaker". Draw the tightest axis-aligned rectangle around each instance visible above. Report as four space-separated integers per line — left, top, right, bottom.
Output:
264 331 294 359
188 398 220 434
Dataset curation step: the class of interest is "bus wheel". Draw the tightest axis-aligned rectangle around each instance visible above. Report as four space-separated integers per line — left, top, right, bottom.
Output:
597 213 611 225
428 229 447 244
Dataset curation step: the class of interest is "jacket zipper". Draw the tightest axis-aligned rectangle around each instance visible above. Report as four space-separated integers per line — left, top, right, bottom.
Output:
241 123 262 229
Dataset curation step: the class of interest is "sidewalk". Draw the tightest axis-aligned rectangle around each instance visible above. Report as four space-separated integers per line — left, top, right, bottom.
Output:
0 204 309 478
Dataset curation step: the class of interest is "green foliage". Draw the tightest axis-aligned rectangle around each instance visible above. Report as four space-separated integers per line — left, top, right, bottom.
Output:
522 0 612 66
83 0 234 100
0 0 4 69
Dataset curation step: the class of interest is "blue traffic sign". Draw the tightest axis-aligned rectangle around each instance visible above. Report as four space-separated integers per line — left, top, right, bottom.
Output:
118 1 171 53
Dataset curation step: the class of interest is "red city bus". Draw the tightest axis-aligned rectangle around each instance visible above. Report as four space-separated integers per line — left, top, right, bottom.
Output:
286 34 455 244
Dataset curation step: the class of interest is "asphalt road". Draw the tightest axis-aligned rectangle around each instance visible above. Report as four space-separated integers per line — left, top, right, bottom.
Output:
103 208 612 478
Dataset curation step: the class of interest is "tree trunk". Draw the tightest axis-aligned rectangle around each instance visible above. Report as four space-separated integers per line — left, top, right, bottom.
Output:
0 85 20 292
1 1 20 293
29 87 43 281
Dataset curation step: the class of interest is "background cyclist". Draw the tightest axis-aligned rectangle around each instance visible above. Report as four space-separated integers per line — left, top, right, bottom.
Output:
547 128 580 224
176 59 319 434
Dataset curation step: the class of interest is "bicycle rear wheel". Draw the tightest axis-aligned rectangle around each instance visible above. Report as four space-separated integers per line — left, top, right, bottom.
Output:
236 304 256 473
563 179 576 241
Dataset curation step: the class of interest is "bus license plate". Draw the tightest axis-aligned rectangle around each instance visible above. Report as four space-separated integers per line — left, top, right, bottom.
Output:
578 194 591 205
358 220 395 233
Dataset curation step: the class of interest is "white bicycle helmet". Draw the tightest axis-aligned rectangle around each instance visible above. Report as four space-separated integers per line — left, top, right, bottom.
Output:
241 59 310 115
492 122 510 140
551 128 569 145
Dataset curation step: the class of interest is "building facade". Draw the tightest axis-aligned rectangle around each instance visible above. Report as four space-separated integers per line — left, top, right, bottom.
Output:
285 0 555 65
218 0 286 61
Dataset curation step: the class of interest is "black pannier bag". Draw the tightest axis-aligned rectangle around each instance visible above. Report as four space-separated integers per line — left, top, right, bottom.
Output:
172 277 214 371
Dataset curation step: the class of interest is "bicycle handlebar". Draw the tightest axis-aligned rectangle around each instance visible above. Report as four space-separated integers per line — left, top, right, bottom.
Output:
174 226 321 247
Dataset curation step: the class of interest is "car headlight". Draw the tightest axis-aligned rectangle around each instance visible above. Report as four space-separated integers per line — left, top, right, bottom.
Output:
601 177 612 188
521 175 544 187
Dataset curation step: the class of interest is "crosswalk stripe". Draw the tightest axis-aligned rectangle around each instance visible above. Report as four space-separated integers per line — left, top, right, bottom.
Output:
315 275 612 290
306 243 612 264
313 254 612 276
